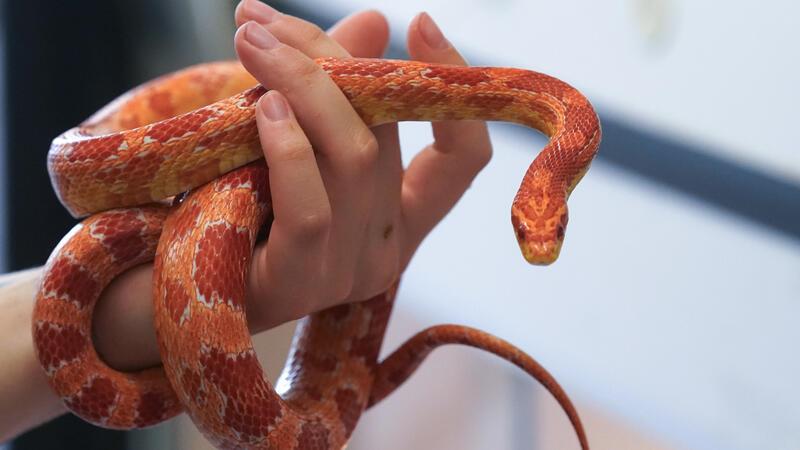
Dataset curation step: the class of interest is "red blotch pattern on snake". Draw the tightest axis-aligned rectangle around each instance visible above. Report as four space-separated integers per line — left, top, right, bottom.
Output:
34 58 601 449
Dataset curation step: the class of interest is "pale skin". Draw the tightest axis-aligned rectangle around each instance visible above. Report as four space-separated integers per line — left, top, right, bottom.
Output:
0 0 492 442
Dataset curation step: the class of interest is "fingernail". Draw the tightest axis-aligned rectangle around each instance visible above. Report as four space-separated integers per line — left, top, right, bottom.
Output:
245 21 279 49
419 12 450 50
260 91 290 121
243 0 279 24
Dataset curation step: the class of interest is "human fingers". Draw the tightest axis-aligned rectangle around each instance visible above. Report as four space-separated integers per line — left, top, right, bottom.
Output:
328 11 404 300
235 0 345 58
345 122 403 302
235 20 379 299
236 2 391 61
246 90 332 327
327 9 390 58
401 12 493 257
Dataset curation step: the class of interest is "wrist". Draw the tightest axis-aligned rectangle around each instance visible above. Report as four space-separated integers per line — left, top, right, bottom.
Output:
93 251 284 372
0 268 67 440
93 263 160 372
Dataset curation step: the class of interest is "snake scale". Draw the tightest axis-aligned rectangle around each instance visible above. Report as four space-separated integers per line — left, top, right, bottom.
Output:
32 57 601 449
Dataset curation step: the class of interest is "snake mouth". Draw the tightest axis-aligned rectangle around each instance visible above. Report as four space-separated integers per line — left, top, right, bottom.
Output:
519 240 562 265
514 228 563 265
511 213 562 265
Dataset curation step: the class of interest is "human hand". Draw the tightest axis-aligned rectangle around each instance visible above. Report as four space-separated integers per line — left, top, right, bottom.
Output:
93 3 492 371
234 0 493 330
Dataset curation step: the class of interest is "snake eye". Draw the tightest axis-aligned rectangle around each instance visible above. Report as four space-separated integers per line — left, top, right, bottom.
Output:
172 191 188 207
556 223 565 240
512 215 528 241
556 212 568 240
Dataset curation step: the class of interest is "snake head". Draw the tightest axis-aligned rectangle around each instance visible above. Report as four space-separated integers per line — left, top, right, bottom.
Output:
511 205 568 265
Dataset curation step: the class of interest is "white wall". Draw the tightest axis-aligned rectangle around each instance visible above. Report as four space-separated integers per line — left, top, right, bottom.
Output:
299 0 800 184
375 122 800 450
275 1 800 447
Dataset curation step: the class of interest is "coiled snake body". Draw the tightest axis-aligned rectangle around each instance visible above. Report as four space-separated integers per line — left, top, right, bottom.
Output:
33 58 600 449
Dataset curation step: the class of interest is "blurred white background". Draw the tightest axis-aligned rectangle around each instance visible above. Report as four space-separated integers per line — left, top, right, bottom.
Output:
270 1 799 449
295 0 800 185
134 1 800 449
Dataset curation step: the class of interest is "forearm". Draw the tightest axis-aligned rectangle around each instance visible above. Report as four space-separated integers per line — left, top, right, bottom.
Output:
0 246 294 441
0 267 65 443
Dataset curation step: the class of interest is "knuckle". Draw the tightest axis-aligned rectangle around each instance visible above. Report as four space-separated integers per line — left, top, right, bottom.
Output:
270 16 334 56
291 208 331 238
285 55 321 82
347 129 379 173
301 23 327 48
274 134 312 164
473 143 493 169
272 46 319 83
471 125 494 168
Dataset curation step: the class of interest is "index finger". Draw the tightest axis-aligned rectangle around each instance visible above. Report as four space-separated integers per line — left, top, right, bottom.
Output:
400 13 493 250
235 0 349 58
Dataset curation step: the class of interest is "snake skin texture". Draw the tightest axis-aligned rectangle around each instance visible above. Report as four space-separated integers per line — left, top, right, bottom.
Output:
33 57 601 449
